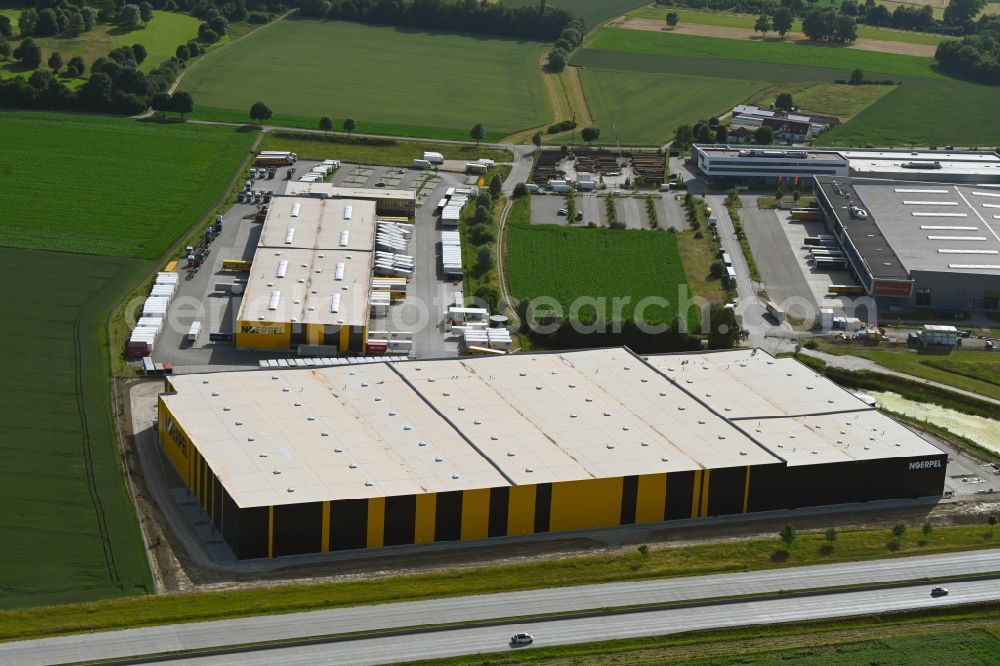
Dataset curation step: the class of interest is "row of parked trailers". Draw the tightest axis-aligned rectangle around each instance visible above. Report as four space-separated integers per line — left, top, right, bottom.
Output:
127 272 179 358
439 187 473 227
442 230 462 279
804 234 848 270
298 159 340 183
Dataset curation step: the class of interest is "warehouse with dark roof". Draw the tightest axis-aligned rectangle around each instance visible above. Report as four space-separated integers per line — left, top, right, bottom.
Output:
157 348 946 559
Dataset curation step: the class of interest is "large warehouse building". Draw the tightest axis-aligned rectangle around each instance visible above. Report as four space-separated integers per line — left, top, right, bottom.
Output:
691 145 1000 183
235 197 377 351
815 176 1000 310
157 348 946 559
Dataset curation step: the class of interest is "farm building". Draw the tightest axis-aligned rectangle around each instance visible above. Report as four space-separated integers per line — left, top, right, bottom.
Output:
814 176 1000 311
234 197 378 351
282 182 416 216
157 348 946 559
692 146 1000 184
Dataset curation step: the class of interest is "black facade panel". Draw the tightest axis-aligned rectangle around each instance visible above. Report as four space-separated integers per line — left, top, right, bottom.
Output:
331 499 368 551
237 506 269 560
706 467 745 517
212 475 223 530
665 471 695 520
384 495 416 546
350 326 365 352
200 458 207 509
620 475 639 525
745 463 789 512
273 502 323 557
534 483 552 533
222 490 240 554
488 487 509 537
435 491 463 542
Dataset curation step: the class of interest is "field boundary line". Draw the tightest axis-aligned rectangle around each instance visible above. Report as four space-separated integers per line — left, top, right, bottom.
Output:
496 197 515 315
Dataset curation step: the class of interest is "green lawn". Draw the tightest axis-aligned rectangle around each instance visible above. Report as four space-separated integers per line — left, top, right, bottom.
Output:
498 0 650 30
812 343 1000 403
179 19 551 139
0 113 254 258
0 113 253 609
260 132 512 166
794 82 897 118
0 248 153 610
586 28 943 80
629 6 944 46
0 10 200 78
506 225 688 323
580 68 767 144
817 79 1000 147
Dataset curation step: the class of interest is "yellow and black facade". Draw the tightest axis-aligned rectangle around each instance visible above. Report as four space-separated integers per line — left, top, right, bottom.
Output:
156 349 948 560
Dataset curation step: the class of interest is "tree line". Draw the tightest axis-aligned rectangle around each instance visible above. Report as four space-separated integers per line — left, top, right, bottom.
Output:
659 0 997 37
297 0 577 42
935 27 1000 84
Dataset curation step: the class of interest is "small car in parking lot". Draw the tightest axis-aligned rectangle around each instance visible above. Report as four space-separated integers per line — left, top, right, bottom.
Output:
236 192 245 203
510 633 533 646
556 208 568 216
268 167 276 179
253 191 263 204
375 181 386 187
931 587 949 597
263 191 272 203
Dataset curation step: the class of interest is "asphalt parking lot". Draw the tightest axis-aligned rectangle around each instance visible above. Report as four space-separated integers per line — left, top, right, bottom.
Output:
529 191 687 231
142 159 462 372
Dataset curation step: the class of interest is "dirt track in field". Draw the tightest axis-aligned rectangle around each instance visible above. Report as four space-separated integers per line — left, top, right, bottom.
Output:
611 16 936 58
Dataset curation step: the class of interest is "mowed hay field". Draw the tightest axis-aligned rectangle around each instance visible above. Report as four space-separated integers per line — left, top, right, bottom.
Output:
581 69 766 145
0 113 253 609
0 10 201 77
506 225 688 323
0 248 152 609
0 114 254 257
180 19 551 140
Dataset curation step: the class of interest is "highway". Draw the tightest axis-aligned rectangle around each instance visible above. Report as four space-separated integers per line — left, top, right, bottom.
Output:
160 578 1000 666
4 550 999 666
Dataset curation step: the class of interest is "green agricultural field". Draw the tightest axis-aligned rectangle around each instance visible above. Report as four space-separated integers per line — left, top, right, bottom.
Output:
794 82 897 118
581 68 766 144
498 0 649 30
0 248 152 609
818 79 1000 146
0 113 254 258
260 132 511 167
506 225 688 323
629 6 944 46
586 28 943 79
0 10 201 77
0 113 253 608
180 19 550 140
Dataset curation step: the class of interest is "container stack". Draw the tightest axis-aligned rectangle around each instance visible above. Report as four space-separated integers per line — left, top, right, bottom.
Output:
441 189 470 227
127 271 178 358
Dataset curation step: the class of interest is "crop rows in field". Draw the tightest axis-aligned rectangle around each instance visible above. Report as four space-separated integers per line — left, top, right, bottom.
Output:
0 114 254 258
506 225 688 323
0 248 153 609
180 20 550 139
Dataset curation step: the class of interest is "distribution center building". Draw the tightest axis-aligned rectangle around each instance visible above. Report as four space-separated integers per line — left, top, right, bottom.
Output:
815 176 1000 310
157 348 946 559
234 197 377 351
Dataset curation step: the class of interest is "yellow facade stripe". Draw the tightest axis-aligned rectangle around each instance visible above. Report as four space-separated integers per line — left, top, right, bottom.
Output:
743 465 751 513
267 505 274 559
414 493 436 544
690 469 702 519
367 497 385 548
321 501 331 553
549 478 623 532
699 469 711 518
460 488 490 540
507 485 536 536
339 325 350 352
635 473 667 524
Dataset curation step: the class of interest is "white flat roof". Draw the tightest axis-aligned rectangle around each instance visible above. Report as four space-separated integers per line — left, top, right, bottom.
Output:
235 248 370 328
282 182 415 201
259 198 376 251
163 349 942 507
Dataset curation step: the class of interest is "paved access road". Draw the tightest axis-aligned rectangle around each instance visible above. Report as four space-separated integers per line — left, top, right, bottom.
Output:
5 550 998 666
160 578 1000 666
